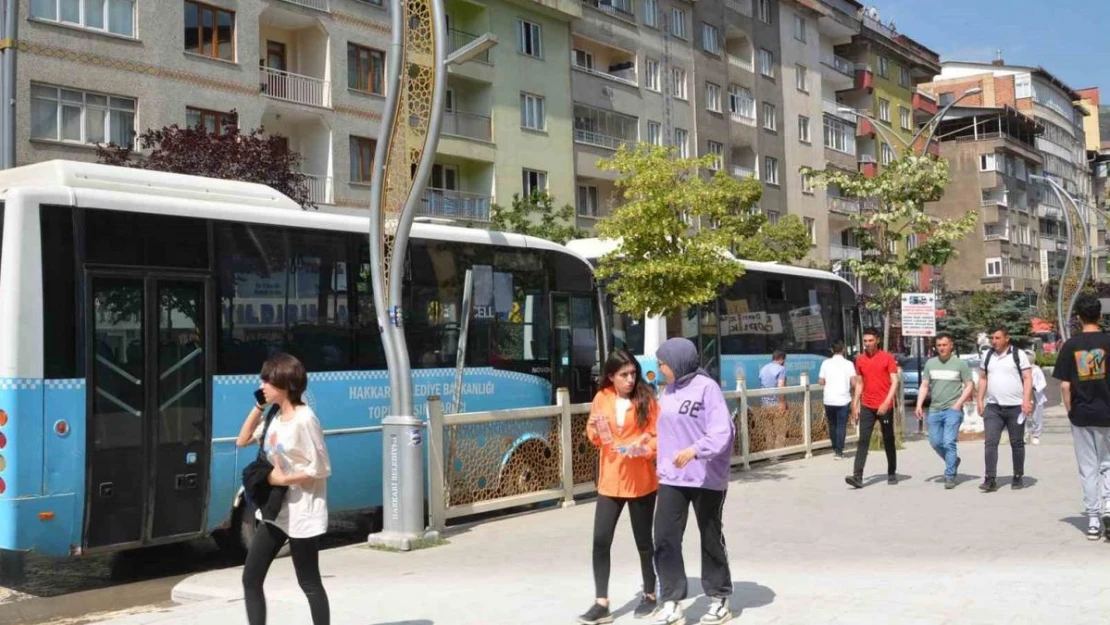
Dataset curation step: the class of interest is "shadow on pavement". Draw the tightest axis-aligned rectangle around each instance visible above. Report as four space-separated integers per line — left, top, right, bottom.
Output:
861 474 914 487
730 463 794 484
1059 516 1094 536
682 579 775 622
370 620 434 625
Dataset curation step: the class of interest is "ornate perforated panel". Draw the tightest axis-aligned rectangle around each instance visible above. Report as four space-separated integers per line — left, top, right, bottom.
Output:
444 419 562 507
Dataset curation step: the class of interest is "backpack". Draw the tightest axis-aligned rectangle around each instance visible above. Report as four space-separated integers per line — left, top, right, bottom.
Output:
983 347 1021 372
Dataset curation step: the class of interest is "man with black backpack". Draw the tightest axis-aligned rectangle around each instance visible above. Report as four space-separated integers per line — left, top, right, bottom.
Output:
976 326 1033 492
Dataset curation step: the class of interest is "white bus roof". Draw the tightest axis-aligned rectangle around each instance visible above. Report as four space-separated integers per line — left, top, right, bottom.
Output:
0 160 586 260
566 236 855 290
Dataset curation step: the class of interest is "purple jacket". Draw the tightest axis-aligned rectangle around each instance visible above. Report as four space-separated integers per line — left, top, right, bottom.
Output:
656 374 735 491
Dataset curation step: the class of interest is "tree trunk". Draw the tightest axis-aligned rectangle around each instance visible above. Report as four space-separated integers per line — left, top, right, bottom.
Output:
882 310 892 352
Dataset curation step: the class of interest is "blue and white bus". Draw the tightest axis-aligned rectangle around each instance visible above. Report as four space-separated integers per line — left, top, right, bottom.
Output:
0 161 602 560
566 238 859 388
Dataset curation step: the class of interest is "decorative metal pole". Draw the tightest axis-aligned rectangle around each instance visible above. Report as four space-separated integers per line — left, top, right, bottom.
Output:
1031 175 1090 341
366 0 447 550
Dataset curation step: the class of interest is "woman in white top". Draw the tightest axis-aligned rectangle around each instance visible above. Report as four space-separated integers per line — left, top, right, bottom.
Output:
236 353 332 625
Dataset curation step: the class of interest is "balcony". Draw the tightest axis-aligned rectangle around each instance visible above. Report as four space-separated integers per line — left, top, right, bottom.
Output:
302 173 333 205
731 164 755 179
821 54 854 77
259 15 330 108
728 54 754 74
419 188 491 222
574 128 633 151
984 227 1010 242
571 37 637 89
856 117 875 138
449 28 491 64
725 31 755 75
854 64 873 91
260 109 331 205
278 0 329 11
829 244 863 262
581 0 635 22
982 192 1009 208
913 89 938 117
442 110 492 142
822 100 855 123
260 67 330 108
859 154 877 178
828 197 862 214
573 103 638 152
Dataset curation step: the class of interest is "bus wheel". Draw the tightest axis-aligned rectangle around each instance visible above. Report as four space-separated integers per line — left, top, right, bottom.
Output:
498 441 556 498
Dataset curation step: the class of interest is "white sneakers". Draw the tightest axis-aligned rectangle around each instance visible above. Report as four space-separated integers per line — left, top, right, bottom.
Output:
699 597 732 625
650 599 733 625
650 601 685 625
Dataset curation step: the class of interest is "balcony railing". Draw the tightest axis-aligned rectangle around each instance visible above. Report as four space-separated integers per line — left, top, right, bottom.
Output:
829 244 862 261
730 111 756 126
260 67 330 108
574 128 635 151
449 29 490 63
442 110 492 142
302 173 332 205
821 54 853 77
984 231 1010 242
727 54 754 73
827 197 867 214
981 195 1009 207
572 60 638 87
581 0 635 21
731 165 755 179
822 100 855 122
419 188 491 222
278 0 329 11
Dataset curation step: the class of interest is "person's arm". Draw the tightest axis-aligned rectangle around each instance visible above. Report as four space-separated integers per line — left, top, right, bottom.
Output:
639 401 660 460
584 395 605 446
976 365 988 413
851 363 863 421
675 386 733 467
270 413 332 487
776 370 787 407
1022 367 1034 415
1061 381 1073 413
236 403 266 448
915 362 930 419
878 357 898 414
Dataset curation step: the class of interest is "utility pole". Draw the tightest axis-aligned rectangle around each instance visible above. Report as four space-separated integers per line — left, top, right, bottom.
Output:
0 0 17 169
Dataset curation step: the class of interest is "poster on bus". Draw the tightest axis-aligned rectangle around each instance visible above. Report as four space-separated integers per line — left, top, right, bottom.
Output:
901 293 937 337
788 305 827 342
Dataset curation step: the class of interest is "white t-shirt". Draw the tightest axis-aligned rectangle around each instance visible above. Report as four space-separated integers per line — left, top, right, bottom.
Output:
980 346 1031 407
253 404 332 538
819 355 856 407
615 397 632 428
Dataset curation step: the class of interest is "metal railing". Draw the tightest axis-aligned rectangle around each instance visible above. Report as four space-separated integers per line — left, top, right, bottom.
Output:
822 99 855 122
278 0 329 11
449 28 490 63
581 0 635 21
572 61 638 87
731 164 755 178
984 230 1010 242
727 54 754 73
419 188 492 222
259 66 330 108
829 243 862 261
302 173 332 205
426 373 872 530
821 54 853 77
981 195 1009 207
574 128 634 151
442 110 492 142
730 110 757 126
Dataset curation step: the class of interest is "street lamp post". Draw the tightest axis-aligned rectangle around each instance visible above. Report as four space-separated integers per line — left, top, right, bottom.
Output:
1031 175 1090 342
838 88 982 158
365 0 448 551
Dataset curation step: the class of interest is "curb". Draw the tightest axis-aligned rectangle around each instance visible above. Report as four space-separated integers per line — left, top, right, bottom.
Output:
170 581 241 605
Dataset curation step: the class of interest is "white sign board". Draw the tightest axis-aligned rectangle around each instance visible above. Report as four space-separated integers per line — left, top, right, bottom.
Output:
901 293 937 338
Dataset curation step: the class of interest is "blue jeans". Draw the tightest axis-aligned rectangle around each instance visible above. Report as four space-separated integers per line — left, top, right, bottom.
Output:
824 404 849 455
927 408 964 478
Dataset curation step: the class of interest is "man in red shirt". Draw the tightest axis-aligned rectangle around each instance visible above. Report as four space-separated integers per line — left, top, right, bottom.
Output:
846 328 900 488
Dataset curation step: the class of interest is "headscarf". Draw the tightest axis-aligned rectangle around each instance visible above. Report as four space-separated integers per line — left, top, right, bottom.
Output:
656 337 710 388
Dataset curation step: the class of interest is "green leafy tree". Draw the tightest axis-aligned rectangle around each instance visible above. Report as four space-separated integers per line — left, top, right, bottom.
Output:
803 154 977 348
489 190 584 244
593 143 764 318
936 314 976 354
732 213 813 264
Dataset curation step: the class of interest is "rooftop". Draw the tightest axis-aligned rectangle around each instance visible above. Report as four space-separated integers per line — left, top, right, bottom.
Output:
940 60 1086 103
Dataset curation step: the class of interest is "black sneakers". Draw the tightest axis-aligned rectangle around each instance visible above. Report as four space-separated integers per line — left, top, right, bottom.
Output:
1011 476 1025 490
887 475 898 485
845 475 863 489
979 478 999 492
578 602 613 624
944 478 956 490
635 595 658 619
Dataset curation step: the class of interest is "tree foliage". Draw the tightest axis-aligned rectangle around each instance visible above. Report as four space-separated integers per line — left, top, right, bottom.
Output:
940 290 1034 350
489 190 584 244
97 112 314 209
732 213 814 264
592 144 764 318
802 154 977 346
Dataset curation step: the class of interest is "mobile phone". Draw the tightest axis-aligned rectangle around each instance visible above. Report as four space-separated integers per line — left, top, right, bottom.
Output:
253 388 266 406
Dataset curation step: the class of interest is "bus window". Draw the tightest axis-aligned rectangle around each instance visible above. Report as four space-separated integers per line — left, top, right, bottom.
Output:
406 239 463 369
84 208 208 269
608 305 644 356
216 223 291 373
283 228 353 371
41 205 80 378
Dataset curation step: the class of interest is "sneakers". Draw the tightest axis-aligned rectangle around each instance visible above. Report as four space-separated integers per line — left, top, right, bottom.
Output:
833 452 843 461
635 594 658 619
650 601 685 625
944 478 956 490
844 475 863 489
1102 505 1110 541
1032 436 1041 445
1011 476 1024 490
699 597 732 625
578 602 613 624
887 475 898 485
1087 518 1102 541
979 478 999 492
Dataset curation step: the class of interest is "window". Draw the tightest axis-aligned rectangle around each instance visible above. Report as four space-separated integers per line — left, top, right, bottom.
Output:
823 116 856 154
879 98 890 122
522 169 547 196
878 56 889 78
801 173 815 194
647 121 663 146
31 84 135 146
517 19 542 57
573 103 638 149
707 140 723 170
702 24 720 54
674 128 689 158
186 107 237 134
757 0 771 23
520 92 546 130
184 1 235 61
764 156 779 184
899 66 911 88
759 49 774 77
986 257 1002 277
577 185 599 217
1015 73 1032 99
705 82 722 113
31 0 135 37
804 217 816 242
670 67 687 99
670 8 687 39
729 85 755 120
350 136 376 182
767 210 780 224
881 142 895 165
900 106 911 131
347 43 385 95
938 92 955 106
646 59 661 91
572 49 594 71
980 153 997 171
762 102 776 131
798 115 810 143
796 64 808 91
643 0 658 26
792 14 806 42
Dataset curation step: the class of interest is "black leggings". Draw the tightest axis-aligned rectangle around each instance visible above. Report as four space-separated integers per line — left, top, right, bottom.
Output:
242 521 330 625
653 484 732 602
593 492 657 599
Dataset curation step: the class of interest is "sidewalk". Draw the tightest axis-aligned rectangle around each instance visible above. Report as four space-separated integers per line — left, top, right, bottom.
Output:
95 405 1110 625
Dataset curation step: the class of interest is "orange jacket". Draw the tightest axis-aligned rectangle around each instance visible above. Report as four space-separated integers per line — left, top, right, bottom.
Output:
585 387 659 498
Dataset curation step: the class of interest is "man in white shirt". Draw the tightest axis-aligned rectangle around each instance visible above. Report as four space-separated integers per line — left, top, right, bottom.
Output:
977 327 1034 492
819 341 857 460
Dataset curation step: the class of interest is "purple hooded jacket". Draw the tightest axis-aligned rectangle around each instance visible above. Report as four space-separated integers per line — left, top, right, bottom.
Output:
655 338 735 491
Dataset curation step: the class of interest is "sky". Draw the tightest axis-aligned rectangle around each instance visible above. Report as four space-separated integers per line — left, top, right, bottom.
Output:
864 0 1110 97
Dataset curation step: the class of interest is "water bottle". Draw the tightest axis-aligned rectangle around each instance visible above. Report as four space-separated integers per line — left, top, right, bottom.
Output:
594 414 614 445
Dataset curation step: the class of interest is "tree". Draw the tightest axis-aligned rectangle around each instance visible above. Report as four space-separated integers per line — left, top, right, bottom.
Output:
802 154 978 348
732 213 813 264
489 190 584 244
97 113 314 209
593 143 764 318
941 290 1033 349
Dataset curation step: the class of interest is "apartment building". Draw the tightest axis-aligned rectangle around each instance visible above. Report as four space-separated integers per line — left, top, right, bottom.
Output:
925 59 1101 284
17 0 579 222
925 107 1044 295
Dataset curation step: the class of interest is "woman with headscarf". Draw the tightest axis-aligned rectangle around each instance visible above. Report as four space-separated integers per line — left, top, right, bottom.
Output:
650 338 736 625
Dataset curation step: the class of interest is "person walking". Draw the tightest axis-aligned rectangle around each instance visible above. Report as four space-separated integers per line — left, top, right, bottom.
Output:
236 353 332 625
651 338 735 625
845 328 900 489
578 350 661 624
759 351 788 452
976 326 1033 492
1052 294 1110 540
915 332 973 489
819 341 856 460
1024 349 1047 445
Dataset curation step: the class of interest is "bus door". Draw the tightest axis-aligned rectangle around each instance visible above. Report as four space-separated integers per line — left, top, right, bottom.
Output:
550 292 599 403
85 273 212 549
